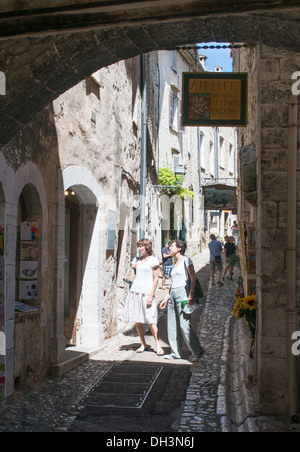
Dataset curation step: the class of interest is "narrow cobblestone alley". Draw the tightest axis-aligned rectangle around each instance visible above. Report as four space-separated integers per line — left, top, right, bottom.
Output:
0 250 226 433
0 251 297 433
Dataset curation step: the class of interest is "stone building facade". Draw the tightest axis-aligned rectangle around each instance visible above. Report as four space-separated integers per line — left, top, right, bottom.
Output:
0 57 143 398
0 48 237 401
233 44 300 417
145 49 237 257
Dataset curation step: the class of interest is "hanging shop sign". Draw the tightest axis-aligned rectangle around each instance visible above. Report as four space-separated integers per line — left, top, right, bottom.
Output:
182 72 248 127
203 185 237 211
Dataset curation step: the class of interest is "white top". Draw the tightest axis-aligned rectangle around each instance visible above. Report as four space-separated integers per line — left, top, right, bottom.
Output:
130 256 159 295
171 256 193 288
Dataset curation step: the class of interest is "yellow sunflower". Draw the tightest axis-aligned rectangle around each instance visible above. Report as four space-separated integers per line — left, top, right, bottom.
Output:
242 295 257 310
233 297 243 318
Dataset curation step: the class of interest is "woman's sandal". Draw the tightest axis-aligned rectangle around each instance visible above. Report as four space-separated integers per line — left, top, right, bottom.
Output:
136 345 150 353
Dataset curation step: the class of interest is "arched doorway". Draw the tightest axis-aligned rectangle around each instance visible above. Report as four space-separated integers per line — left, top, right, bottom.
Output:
63 167 104 348
64 189 81 346
14 183 43 392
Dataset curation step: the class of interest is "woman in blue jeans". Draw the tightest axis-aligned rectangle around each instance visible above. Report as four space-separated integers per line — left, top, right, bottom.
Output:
160 240 205 362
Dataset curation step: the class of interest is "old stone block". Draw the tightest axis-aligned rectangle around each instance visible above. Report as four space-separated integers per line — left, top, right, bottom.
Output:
257 247 286 282
280 55 300 81
261 104 280 127
260 80 291 105
261 172 288 202
259 358 288 415
261 336 287 359
0 113 23 150
259 201 278 228
241 144 256 166
260 45 291 59
260 148 288 172
260 306 287 337
144 19 212 49
278 201 288 228
260 227 286 250
124 26 159 53
261 127 288 149
3 82 53 126
260 58 280 81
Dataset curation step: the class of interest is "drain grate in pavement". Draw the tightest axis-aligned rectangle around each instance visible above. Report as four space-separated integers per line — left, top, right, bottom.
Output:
76 363 163 409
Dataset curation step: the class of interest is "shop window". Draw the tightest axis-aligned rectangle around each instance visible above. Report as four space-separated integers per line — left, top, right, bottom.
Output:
15 185 41 313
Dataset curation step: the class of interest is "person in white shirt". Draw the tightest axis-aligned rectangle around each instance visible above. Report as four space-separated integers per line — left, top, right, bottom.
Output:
160 240 205 362
122 239 164 356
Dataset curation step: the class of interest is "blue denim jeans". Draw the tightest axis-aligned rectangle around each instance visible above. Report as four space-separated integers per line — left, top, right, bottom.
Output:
167 286 204 358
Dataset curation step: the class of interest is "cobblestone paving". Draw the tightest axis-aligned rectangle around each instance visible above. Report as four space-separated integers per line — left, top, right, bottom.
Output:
0 250 234 433
0 251 214 432
179 279 235 432
0 250 298 432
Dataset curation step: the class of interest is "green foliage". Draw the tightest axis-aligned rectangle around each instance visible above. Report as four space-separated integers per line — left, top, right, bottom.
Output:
159 167 178 187
242 167 257 193
229 253 240 268
158 168 194 198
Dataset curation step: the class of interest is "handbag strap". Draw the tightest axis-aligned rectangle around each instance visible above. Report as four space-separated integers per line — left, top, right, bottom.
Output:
183 257 192 282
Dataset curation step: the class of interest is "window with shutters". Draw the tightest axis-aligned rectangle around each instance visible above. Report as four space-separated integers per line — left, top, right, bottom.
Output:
172 153 185 177
229 143 234 175
90 108 96 127
179 99 185 134
169 91 178 132
171 51 177 73
219 136 224 169
209 141 214 178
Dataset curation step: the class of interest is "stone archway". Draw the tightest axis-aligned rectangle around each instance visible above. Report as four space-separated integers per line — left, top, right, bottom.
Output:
0 2 300 149
0 161 49 398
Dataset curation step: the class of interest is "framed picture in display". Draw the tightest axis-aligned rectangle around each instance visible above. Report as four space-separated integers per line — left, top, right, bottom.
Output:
247 279 256 295
248 251 256 272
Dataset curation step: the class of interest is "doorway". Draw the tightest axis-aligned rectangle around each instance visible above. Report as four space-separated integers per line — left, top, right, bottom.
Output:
64 190 81 346
62 168 104 348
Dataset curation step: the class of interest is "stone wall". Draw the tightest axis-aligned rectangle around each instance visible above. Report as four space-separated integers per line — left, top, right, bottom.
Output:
234 44 300 415
0 56 143 396
54 58 143 340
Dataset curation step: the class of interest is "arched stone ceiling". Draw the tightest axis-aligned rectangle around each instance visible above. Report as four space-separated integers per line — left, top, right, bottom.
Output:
0 0 299 148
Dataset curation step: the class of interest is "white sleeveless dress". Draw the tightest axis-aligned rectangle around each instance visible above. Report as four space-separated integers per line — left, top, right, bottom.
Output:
122 256 159 324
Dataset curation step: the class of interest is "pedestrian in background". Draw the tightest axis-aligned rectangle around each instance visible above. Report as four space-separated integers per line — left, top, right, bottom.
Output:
122 238 164 356
223 235 236 281
161 241 173 289
208 234 223 286
231 220 239 247
160 240 205 362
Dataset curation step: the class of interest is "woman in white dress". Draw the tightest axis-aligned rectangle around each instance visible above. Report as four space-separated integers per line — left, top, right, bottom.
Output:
123 239 164 356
